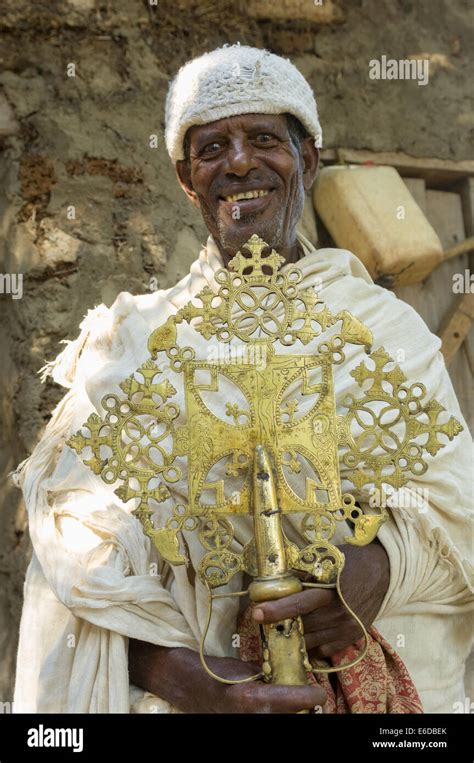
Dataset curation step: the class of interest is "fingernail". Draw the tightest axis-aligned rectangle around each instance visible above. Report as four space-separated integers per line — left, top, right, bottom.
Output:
252 608 264 622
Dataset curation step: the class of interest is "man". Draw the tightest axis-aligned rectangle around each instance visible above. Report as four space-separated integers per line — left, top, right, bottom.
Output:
13 45 472 714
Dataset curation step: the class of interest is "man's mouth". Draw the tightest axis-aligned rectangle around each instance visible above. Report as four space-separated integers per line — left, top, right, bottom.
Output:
218 188 275 214
222 189 270 202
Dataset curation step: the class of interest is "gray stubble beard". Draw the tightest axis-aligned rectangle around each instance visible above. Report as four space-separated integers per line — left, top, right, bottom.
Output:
216 211 285 252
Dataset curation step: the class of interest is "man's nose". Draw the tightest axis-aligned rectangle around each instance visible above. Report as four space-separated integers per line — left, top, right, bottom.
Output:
224 138 259 176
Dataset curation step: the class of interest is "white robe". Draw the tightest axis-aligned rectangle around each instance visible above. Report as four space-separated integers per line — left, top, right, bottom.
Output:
12 232 473 714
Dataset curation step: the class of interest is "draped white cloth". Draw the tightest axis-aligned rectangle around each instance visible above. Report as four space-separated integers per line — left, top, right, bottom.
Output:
12 232 473 714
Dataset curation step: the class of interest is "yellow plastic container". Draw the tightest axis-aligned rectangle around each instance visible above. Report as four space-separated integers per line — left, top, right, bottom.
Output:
313 165 443 285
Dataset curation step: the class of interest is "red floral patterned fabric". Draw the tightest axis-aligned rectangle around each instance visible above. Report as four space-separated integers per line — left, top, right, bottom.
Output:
237 605 423 714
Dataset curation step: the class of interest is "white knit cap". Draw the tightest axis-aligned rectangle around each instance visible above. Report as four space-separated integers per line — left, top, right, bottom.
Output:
165 43 323 163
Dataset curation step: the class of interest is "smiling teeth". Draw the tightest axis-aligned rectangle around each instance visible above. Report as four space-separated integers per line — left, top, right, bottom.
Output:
224 190 269 202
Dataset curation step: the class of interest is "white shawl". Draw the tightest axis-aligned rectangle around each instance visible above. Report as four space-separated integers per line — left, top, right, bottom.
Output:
12 232 473 713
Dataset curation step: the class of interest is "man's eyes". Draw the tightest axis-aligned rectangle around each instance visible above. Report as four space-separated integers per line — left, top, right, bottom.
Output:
201 142 223 155
254 133 278 143
199 133 279 155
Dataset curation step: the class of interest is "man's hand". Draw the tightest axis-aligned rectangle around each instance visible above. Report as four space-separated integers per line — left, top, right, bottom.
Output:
128 542 388 711
128 641 326 713
251 541 390 658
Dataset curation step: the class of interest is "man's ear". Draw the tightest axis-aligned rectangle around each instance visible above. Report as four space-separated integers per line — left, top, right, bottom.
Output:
175 159 200 209
301 140 319 192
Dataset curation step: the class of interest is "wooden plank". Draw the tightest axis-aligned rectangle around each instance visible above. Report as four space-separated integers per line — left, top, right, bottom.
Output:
451 336 473 431
455 177 474 236
319 148 474 188
439 293 474 365
462 330 474 378
320 149 338 164
403 178 427 214
425 190 466 249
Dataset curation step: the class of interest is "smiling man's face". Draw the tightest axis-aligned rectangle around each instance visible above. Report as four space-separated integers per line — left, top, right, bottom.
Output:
176 113 319 265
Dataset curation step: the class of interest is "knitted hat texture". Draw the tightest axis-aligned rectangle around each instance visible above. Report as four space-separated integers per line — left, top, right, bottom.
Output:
165 44 323 163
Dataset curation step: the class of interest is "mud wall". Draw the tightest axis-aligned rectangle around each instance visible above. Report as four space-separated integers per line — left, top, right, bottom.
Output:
0 0 472 701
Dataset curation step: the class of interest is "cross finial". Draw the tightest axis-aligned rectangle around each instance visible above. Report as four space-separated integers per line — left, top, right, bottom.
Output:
228 235 285 281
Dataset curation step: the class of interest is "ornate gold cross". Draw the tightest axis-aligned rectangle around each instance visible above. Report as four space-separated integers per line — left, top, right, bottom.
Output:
67 234 463 686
